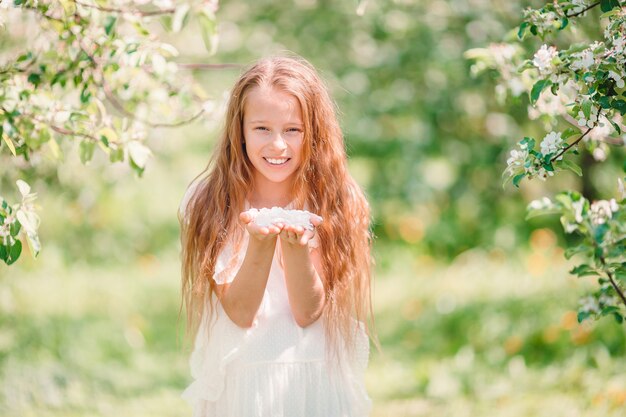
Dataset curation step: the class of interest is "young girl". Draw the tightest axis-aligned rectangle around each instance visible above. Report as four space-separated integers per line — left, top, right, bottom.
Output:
178 55 376 417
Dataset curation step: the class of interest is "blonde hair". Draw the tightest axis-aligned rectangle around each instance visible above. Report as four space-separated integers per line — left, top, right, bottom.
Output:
178 55 377 358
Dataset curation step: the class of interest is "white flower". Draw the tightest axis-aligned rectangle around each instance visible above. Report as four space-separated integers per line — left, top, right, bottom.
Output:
592 147 607 161
615 36 626 53
540 131 563 158
533 44 558 74
507 78 526 97
577 104 599 128
506 148 528 167
572 198 585 223
589 199 618 225
488 43 517 66
579 296 599 314
529 196 552 210
247 207 316 230
571 0 588 14
127 141 152 169
608 70 625 88
570 49 595 71
599 294 618 307
536 167 554 181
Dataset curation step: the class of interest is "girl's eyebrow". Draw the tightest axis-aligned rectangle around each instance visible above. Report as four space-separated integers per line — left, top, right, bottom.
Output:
248 120 303 126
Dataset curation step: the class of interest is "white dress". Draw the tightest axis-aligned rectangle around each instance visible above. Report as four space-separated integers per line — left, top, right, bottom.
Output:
180 228 372 417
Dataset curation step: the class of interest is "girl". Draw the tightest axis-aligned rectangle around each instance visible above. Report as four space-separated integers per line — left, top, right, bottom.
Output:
178 55 376 417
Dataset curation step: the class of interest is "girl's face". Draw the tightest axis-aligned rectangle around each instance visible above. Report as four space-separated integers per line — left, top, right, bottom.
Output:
243 86 304 191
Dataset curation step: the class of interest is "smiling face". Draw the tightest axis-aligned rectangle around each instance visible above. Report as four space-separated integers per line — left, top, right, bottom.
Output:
243 86 305 200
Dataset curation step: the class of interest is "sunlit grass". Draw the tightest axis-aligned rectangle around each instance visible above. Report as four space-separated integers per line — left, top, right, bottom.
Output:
1 239 625 417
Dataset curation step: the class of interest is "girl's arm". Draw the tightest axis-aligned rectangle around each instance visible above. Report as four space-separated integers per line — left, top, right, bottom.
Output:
216 213 280 328
279 219 326 328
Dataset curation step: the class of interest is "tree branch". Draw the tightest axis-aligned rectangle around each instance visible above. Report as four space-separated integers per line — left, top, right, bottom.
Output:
175 63 242 70
562 113 625 146
551 125 594 162
102 81 205 128
14 109 100 143
71 30 206 129
72 0 176 16
566 1 601 18
599 255 626 309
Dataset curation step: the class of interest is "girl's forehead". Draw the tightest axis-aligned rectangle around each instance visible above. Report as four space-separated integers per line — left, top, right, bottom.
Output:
244 86 302 119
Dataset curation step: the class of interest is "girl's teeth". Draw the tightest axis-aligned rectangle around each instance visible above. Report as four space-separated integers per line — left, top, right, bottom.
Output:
266 158 288 165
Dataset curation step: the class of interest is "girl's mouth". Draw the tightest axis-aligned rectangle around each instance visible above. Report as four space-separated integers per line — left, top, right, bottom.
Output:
263 157 290 166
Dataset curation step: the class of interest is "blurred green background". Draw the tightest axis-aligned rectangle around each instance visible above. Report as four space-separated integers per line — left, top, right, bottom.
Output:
1 0 626 416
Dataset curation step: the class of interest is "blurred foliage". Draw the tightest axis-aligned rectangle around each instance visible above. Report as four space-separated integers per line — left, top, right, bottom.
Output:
1 0 623 264
1 243 626 416
2 0 626 415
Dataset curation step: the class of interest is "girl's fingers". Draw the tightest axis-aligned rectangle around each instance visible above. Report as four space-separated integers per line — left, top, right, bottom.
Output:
310 215 323 227
240 211 253 224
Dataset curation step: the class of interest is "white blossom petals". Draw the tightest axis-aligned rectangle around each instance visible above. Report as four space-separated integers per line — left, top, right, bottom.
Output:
127 141 152 169
532 44 558 74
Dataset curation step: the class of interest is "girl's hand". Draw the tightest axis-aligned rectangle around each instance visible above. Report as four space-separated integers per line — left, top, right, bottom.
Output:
240 211 283 241
278 215 322 247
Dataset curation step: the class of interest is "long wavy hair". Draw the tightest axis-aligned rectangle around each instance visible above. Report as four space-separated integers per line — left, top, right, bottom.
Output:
179 55 376 358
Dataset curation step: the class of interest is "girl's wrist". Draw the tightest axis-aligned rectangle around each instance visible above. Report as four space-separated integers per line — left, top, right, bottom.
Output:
249 235 278 249
280 239 308 253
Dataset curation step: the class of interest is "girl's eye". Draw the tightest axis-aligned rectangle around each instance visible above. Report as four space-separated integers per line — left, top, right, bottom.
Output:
286 128 302 133
255 127 269 131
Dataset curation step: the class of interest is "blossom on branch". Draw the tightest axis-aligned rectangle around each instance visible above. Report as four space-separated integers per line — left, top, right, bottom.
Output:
540 131 563 159
532 44 558 74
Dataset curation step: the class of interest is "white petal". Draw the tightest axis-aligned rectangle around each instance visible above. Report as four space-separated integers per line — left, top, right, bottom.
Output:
16 179 30 197
128 141 152 169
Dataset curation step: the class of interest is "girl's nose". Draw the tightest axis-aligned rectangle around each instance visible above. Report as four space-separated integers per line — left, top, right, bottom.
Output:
270 133 288 150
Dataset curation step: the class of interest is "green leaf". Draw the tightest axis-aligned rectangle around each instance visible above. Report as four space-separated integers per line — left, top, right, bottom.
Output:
600 9 621 18
598 96 612 109
27 73 41 87
582 99 592 119
104 16 116 36
80 85 91 104
612 99 626 115
577 311 591 323
609 118 622 134
558 159 583 176
518 22 530 40
0 245 6 263
51 71 66 87
79 140 95 164
561 128 579 140
512 173 525 188
594 223 610 243
7 239 22 265
612 313 623 324
601 306 619 316
530 79 551 105
570 264 599 277
109 147 124 163
600 0 621 13
564 244 591 259
9 220 21 236
560 17 568 30
129 157 145 178
16 52 32 62
525 206 562 220
198 12 218 55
